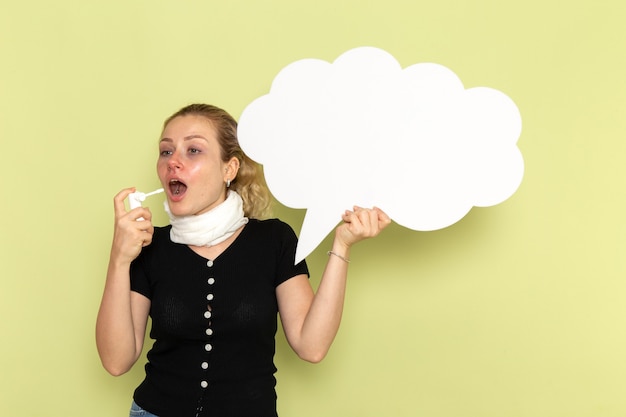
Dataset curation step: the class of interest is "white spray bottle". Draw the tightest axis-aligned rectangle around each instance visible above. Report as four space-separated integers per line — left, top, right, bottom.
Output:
127 188 164 220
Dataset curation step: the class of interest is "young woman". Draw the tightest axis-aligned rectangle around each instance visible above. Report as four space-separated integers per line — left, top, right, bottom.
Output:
96 103 390 417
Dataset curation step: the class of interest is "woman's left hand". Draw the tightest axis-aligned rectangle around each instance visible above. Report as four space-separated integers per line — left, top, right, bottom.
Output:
277 206 390 362
335 206 391 250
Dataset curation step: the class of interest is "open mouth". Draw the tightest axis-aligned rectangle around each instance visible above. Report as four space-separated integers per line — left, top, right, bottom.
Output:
169 179 187 196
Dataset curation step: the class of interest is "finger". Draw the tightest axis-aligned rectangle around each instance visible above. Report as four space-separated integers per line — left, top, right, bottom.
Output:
130 207 153 223
113 187 136 217
373 207 392 228
355 207 375 225
139 218 155 236
367 208 379 231
141 232 153 247
356 209 378 236
127 225 153 249
354 207 388 236
142 220 155 244
135 220 154 235
142 207 153 221
343 207 372 228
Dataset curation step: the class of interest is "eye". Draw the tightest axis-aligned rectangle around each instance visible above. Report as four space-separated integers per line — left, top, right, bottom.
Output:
159 149 173 157
188 148 201 154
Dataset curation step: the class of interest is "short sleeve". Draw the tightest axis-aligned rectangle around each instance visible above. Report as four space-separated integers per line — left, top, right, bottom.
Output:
130 244 153 299
274 220 309 287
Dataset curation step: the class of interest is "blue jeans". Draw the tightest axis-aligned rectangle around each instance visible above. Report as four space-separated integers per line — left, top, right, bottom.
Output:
129 401 159 417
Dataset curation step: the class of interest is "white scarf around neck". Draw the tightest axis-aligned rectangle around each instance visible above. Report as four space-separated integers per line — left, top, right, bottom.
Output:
164 190 249 247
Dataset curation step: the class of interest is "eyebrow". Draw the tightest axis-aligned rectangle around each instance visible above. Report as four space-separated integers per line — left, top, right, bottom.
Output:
160 134 208 142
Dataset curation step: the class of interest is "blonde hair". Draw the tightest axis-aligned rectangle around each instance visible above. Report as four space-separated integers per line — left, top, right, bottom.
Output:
163 103 272 219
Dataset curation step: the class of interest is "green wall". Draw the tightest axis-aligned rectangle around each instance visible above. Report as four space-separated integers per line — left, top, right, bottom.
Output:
1 1 625 416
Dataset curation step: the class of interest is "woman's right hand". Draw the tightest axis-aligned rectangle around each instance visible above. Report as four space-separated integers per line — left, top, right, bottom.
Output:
110 188 155 265
97 188 153 375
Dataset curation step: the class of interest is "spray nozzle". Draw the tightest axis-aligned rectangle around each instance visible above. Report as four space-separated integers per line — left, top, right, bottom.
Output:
128 188 164 210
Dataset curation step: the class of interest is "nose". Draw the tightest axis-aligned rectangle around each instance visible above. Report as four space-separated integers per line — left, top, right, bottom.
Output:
167 150 182 170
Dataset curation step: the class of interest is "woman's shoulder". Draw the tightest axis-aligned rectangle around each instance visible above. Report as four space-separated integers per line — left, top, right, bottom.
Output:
248 217 288 226
153 224 173 238
145 225 174 249
246 218 298 239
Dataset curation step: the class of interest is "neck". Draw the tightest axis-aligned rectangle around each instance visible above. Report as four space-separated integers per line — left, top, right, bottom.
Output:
165 190 249 247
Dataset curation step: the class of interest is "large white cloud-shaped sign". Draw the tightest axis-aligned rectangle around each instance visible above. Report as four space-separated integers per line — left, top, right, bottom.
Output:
238 47 523 263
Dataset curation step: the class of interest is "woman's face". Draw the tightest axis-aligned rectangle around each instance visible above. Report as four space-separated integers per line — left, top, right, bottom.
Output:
157 115 237 217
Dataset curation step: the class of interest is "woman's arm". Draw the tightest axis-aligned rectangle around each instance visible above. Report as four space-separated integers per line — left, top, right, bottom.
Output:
96 188 154 376
277 207 390 363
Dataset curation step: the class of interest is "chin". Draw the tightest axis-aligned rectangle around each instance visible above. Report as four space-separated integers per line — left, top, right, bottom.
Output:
167 202 190 217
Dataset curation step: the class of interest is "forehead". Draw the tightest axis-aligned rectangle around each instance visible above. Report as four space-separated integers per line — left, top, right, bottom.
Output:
161 114 218 140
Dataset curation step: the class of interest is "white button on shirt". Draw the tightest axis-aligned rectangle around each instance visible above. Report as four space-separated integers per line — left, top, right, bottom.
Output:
201 260 215 392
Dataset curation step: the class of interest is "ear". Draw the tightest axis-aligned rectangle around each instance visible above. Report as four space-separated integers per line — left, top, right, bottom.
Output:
224 156 240 182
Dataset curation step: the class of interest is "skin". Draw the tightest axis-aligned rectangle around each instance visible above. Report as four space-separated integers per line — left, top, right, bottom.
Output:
157 115 239 217
96 115 391 376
